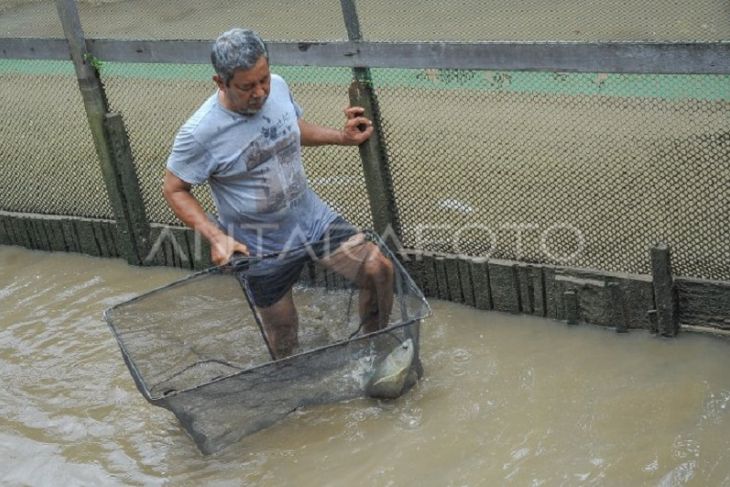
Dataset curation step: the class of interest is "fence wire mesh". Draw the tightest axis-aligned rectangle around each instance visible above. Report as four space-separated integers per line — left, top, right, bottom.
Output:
355 0 730 42
100 63 372 229
4 0 730 42
0 0 62 38
75 0 346 41
7 0 730 42
371 69 730 280
0 59 114 219
1 2 728 282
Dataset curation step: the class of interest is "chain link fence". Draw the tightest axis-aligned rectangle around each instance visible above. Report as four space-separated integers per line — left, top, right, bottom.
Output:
101 63 372 228
0 0 62 37
0 1 728 281
373 69 730 279
355 0 730 42
76 0 346 41
0 0 346 39
5 0 728 41
0 59 113 219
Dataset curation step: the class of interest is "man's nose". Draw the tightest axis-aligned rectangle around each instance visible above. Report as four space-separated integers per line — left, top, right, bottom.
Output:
254 83 266 98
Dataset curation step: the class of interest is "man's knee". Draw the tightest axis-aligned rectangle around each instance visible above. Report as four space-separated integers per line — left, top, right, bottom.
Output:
361 251 394 287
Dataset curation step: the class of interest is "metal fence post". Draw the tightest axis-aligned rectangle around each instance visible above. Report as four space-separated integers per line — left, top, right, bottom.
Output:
55 0 149 265
339 0 401 245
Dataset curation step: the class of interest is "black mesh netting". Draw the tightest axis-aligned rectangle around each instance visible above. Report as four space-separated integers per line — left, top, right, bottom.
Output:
104 231 430 454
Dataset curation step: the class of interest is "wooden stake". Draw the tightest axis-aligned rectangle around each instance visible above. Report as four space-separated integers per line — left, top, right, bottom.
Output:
564 290 579 325
650 243 679 337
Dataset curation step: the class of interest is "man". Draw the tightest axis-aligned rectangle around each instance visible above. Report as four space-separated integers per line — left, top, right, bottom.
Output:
163 28 394 359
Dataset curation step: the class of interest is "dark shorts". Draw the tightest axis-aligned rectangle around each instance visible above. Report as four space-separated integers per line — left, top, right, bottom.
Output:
240 217 358 308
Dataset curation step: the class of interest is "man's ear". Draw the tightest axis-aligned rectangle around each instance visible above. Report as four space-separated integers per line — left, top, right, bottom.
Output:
213 74 225 90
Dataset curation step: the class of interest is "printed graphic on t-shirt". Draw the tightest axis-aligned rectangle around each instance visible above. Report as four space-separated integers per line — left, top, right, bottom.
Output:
242 131 306 214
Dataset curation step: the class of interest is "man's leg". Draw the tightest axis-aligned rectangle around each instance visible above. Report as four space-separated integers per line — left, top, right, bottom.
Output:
319 233 395 333
244 255 306 359
256 289 299 359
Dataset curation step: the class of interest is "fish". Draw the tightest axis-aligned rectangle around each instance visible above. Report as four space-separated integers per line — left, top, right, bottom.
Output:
365 338 416 399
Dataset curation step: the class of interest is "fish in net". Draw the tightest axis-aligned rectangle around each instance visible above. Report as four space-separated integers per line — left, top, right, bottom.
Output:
104 231 431 454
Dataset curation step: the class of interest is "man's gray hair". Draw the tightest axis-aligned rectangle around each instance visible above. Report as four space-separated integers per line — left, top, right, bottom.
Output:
211 28 269 85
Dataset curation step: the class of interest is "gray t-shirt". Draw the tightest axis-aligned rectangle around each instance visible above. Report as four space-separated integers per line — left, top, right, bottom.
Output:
166 74 338 255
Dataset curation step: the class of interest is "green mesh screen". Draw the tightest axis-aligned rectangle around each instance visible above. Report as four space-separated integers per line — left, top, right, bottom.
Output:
100 63 372 228
355 0 730 41
0 59 113 219
372 69 730 280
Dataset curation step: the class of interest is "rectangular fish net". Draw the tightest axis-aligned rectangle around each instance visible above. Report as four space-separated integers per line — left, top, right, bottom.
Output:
104 231 430 454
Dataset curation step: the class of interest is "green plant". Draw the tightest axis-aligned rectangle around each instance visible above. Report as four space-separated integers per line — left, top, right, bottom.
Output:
83 52 104 72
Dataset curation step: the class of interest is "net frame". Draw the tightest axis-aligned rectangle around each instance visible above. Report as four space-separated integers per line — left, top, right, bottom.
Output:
104 230 430 453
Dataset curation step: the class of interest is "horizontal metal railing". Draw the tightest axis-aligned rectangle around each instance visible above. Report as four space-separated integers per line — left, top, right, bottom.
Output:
2 37 730 74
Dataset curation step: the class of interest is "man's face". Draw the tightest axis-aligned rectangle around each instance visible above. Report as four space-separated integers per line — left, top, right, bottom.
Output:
215 56 271 115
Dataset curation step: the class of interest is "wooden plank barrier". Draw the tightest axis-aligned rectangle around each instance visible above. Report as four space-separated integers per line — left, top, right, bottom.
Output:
457 255 476 307
469 257 492 310
608 281 629 333
143 224 213 270
676 278 730 330
517 264 534 315
2 212 728 335
434 256 450 301
0 218 11 246
45 220 66 253
401 250 425 292
488 260 520 313
394 249 673 333
564 290 579 325
421 253 439 299
0 212 122 259
529 265 546 317
445 258 463 304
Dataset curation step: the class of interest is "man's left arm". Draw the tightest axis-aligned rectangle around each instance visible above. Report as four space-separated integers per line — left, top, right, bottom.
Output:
299 106 374 147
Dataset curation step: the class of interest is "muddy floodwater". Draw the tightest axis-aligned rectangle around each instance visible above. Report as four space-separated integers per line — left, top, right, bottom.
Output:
2 245 730 486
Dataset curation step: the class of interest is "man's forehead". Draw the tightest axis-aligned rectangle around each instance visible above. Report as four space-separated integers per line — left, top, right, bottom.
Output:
231 57 270 84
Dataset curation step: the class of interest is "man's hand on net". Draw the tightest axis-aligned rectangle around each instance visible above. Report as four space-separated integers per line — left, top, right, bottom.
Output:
211 233 249 266
341 106 374 145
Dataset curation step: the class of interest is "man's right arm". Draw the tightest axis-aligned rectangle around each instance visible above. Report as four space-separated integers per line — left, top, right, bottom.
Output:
162 169 248 264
